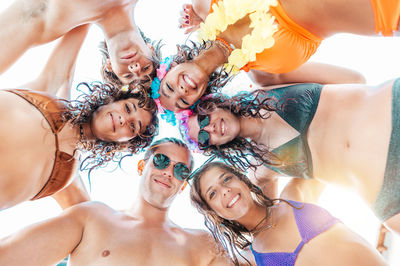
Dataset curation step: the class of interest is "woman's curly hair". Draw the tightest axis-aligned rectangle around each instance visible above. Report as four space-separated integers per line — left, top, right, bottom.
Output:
63 82 159 170
185 89 283 171
171 41 232 95
190 162 277 266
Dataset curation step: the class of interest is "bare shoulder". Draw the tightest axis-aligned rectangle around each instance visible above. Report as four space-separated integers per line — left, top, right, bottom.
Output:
64 201 114 220
183 228 234 265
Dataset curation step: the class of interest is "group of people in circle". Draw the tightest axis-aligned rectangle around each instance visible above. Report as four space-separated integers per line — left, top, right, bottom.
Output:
0 0 399 265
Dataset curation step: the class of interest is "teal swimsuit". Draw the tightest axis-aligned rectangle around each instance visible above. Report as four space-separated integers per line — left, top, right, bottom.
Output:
265 81 400 221
373 78 400 221
263 83 322 179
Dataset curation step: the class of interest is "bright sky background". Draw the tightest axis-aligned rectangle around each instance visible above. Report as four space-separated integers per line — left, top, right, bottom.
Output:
0 0 400 264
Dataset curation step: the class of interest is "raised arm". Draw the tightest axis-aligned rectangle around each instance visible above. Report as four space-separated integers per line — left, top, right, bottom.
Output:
21 24 90 98
51 172 90 210
248 62 366 88
248 164 279 199
0 203 90 265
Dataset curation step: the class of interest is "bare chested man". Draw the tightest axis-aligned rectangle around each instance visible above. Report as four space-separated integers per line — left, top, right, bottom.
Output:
0 137 233 266
0 0 160 84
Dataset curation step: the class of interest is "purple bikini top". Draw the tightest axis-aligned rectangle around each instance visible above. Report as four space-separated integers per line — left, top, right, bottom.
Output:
250 200 340 266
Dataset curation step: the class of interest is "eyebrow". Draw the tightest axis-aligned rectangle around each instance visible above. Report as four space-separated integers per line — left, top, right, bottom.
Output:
205 172 227 196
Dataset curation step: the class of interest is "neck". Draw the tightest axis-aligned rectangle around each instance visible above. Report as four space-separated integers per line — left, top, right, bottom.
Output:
99 5 137 39
237 203 268 231
194 42 229 76
127 195 170 225
238 116 264 141
80 122 96 141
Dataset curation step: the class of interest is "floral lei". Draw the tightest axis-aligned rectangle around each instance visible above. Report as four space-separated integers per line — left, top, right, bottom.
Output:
197 0 278 74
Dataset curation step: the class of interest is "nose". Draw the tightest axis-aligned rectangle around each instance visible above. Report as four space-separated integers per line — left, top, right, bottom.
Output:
129 62 141 75
118 115 126 126
162 165 174 179
178 85 188 95
222 187 231 197
204 123 215 133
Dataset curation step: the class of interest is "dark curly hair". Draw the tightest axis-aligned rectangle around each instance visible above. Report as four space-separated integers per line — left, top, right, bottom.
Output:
170 41 232 96
63 81 159 170
190 162 279 265
180 89 283 171
98 29 163 91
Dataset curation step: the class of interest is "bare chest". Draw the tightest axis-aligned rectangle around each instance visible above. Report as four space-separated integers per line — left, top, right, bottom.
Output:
72 225 202 266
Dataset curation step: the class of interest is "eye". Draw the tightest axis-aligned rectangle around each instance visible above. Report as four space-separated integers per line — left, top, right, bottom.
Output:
180 98 189 106
143 65 150 72
209 190 216 200
166 83 174 92
223 176 232 183
130 122 136 134
125 104 131 114
123 74 133 79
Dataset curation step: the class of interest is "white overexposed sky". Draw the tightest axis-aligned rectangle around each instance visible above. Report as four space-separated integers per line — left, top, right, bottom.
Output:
0 0 400 264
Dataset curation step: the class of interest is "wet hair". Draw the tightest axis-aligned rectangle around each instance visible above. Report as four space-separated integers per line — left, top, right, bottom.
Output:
143 137 194 171
180 90 283 171
170 41 231 96
190 162 277 265
98 29 163 90
63 81 159 170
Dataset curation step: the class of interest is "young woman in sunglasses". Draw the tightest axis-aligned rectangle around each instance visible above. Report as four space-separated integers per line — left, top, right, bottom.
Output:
178 78 400 235
190 161 386 266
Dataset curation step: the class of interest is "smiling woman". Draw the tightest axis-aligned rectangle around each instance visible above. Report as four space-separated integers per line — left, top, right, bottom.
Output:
0 81 159 211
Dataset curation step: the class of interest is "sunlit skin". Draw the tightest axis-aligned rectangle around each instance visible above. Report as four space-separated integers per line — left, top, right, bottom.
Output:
0 0 155 84
200 167 261 222
0 90 153 210
158 62 210 111
188 80 400 234
105 34 155 84
89 98 153 142
0 142 233 266
175 0 393 88
187 108 253 146
139 143 191 209
197 165 387 266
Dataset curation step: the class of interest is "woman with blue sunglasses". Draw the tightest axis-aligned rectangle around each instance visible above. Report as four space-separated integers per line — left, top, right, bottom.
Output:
178 78 400 235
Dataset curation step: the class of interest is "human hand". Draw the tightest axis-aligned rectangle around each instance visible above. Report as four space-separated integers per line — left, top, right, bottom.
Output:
178 4 203 34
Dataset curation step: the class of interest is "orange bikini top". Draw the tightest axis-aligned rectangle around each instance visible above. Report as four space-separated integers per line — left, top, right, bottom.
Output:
6 89 76 200
209 0 323 73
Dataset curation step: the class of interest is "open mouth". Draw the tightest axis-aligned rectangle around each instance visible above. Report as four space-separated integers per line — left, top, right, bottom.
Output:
221 119 226 136
227 194 240 208
183 74 197 90
110 113 115 132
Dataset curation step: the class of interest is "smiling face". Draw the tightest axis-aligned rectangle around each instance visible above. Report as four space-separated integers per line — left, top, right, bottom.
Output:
106 31 155 84
158 62 209 111
187 108 241 148
199 166 254 221
90 98 153 142
140 142 191 209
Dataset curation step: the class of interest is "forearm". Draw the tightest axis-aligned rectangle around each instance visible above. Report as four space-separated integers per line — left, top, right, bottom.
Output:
0 206 85 265
52 173 90 210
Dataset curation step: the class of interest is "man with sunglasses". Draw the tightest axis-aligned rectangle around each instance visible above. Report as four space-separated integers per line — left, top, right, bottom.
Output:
0 137 233 265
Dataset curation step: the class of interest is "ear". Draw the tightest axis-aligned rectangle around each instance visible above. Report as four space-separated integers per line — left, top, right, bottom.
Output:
105 59 113 73
170 61 178 68
179 181 188 193
137 159 146 176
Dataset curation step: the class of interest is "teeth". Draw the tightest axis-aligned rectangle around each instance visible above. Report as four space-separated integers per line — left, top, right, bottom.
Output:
221 120 225 135
228 195 240 208
184 75 196 88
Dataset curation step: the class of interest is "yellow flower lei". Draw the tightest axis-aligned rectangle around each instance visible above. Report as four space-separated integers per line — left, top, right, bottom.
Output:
198 0 278 74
